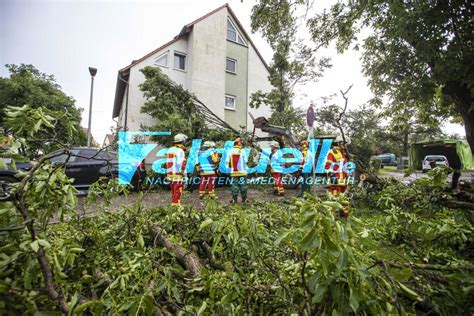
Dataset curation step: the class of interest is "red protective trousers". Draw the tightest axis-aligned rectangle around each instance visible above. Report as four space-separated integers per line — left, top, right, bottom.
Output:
329 184 347 196
170 181 183 206
271 172 285 195
199 175 216 197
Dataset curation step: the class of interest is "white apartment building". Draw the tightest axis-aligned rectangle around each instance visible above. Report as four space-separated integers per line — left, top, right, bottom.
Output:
112 3 272 133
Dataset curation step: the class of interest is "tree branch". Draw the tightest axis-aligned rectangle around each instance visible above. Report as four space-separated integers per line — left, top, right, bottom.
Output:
0 219 32 232
12 197 70 313
300 252 314 316
10 150 72 313
149 225 202 278
382 260 474 272
336 84 353 159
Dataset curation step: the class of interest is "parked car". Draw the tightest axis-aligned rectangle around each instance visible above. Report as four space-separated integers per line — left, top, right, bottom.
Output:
376 153 397 167
46 147 146 190
422 155 449 173
0 147 146 201
0 158 33 201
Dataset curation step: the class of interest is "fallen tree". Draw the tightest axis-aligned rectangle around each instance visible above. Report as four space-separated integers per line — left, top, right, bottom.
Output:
1 106 473 315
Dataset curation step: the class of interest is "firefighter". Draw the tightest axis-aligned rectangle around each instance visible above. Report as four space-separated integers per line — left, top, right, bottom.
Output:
197 141 220 199
270 142 285 196
229 137 248 203
167 133 188 206
325 135 351 217
300 139 311 197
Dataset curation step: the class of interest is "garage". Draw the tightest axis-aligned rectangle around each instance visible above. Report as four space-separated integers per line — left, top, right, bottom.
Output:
410 139 474 170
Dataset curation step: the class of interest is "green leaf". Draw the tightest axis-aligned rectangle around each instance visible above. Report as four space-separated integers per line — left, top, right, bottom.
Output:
33 120 42 132
142 295 154 314
119 300 135 311
275 230 291 245
322 201 343 210
10 159 17 172
70 248 85 253
34 312 63 316
37 239 51 249
0 158 7 171
137 234 145 248
302 212 316 226
73 300 102 313
68 293 79 315
30 240 39 253
300 228 318 250
336 250 347 272
397 281 423 302
349 287 360 312
199 219 213 231
312 284 327 304
197 301 207 315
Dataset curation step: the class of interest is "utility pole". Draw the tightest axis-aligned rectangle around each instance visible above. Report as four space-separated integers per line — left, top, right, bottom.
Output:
87 67 97 147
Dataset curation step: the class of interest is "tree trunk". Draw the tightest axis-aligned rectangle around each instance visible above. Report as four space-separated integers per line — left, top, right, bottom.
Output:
462 108 474 154
444 81 474 153
403 130 409 156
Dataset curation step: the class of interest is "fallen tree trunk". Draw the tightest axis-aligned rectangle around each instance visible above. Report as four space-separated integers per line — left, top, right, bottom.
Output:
382 260 474 272
442 200 474 211
149 225 202 279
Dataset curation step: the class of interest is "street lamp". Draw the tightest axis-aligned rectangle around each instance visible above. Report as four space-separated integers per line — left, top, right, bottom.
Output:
86 67 97 147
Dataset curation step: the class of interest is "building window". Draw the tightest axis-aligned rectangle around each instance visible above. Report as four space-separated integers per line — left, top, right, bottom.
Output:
226 58 237 73
227 18 246 45
237 35 246 45
225 95 236 110
174 52 186 71
154 52 168 67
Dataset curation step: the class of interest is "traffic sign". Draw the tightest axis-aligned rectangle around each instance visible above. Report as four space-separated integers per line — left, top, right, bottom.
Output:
306 105 315 127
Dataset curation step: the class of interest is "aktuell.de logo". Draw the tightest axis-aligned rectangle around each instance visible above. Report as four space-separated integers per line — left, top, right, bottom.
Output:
117 132 356 185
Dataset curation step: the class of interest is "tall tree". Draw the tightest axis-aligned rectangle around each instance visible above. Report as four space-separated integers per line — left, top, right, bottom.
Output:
250 0 330 132
384 102 443 157
0 64 86 157
139 66 235 146
315 99 389 164
307 0 474 152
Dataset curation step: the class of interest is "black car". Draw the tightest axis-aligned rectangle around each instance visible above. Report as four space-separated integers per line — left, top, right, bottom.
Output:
47 147 145 190
0 147 145 200
0 159 33 201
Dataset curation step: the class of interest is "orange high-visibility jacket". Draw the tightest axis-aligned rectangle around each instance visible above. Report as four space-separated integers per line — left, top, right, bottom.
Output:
325 146 348 182
300 143 309 172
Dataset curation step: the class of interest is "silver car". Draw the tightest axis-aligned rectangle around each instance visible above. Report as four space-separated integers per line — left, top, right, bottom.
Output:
422 155 449 173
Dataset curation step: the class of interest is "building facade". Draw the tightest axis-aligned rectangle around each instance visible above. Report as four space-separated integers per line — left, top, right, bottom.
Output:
112 4 272 133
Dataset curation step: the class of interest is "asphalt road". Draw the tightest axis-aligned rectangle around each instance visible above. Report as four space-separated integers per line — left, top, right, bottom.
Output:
74 170 473 217
76 186 303 217
379 169 473 183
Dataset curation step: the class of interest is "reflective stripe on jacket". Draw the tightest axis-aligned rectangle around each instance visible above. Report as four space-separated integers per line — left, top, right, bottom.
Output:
167 144 187 181
325 146 347 179
197 151 220 176
230 145 247 177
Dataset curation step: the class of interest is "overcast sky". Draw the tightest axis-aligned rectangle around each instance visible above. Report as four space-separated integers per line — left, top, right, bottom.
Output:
0 0 464 144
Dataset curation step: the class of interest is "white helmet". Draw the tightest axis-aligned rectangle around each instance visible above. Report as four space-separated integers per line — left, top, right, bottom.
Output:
203 141 216 148
334 135 351 145
270 141 280 148
173 133 188 143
